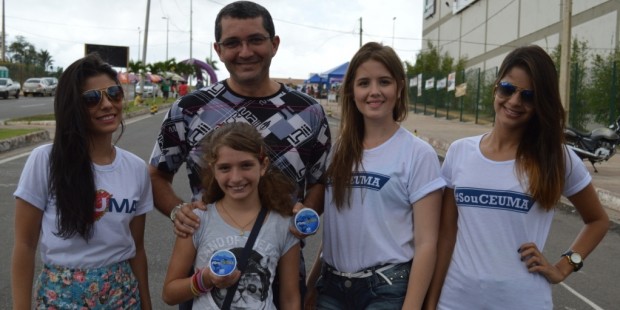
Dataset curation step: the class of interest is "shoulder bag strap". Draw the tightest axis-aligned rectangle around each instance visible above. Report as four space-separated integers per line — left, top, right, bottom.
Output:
222 206 268 309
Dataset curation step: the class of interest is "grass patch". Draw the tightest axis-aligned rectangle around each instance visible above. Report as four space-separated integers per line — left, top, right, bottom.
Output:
0 128 41 140
10 114 55 122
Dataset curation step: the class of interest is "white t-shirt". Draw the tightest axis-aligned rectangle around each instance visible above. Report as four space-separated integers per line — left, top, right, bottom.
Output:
322 127 446 273
14 144 153 268
438 135 591 310
192 204 298 309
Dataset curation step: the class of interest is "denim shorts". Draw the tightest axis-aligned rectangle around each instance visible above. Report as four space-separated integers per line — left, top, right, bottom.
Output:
34 260 141 309
316 261 411 310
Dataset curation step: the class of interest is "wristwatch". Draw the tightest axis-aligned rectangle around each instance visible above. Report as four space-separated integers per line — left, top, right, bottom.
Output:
170 203 184 223
561 250 583 272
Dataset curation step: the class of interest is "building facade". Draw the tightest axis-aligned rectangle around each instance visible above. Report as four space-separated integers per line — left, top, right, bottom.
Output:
422 0 620 70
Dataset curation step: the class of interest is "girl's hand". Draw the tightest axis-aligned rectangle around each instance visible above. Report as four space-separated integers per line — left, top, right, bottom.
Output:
518 242 566 284
204 267 241 289
289 202 315 239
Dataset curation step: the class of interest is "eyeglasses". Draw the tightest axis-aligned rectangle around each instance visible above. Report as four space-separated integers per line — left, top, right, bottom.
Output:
82 85 124 107
495 81 534 103
217 35 272 50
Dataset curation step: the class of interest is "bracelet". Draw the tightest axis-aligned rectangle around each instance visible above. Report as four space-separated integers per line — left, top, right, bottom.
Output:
197 268 212 293
190 269 212 296
170 203 184 223
190 273 201 296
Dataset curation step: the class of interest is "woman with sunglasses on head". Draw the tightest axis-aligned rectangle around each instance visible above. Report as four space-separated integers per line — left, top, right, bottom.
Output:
424 45 609 309
11 53 153 309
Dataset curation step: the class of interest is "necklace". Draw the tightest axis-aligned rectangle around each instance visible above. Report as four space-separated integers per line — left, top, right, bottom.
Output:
219 201 258 236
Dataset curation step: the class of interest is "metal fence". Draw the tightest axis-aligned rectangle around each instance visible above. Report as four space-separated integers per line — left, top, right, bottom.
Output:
409 67 498 126
409 61 620 130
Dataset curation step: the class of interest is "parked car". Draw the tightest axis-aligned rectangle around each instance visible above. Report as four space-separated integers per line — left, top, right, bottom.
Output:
41 77 58 95
23 78 53 97
135 82 158 98
0 78 21 99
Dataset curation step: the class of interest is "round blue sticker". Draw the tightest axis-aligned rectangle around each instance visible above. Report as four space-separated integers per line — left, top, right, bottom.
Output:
209 250 237 276
294 208 320 235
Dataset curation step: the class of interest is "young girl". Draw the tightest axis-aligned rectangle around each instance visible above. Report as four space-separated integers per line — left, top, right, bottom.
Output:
162 122 301 309
11 54 153 309
308 42 445 309
425 45 609 309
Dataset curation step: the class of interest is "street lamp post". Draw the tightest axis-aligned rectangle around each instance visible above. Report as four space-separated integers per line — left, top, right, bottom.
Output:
392 17 396 47
137 27 141 61
162 16 169 61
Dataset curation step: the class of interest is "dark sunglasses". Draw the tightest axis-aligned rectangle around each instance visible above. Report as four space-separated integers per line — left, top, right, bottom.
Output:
495 81 534 103
82 85 124 107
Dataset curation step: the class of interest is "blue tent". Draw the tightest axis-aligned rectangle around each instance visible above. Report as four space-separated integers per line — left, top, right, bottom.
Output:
305 73 324 84
320 62 349 90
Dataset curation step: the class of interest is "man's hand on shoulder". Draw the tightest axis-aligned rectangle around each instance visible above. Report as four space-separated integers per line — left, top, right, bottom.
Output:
172 201 207 238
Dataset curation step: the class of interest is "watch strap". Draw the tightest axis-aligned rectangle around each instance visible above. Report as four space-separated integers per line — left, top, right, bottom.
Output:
561 250 583 272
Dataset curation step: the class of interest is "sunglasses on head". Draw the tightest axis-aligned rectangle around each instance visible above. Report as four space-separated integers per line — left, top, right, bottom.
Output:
82 85 124 107
495 81 534 103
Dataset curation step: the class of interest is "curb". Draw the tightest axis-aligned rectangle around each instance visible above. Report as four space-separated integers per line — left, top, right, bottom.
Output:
0 129 50 153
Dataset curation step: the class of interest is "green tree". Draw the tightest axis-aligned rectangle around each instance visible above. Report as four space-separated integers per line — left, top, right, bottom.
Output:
551 39 589 129
205 57 219 71
585 49 620 125
8 36 37 64
38 49 53 71
410 41 441 76
175 61 194 76
128 60 146 74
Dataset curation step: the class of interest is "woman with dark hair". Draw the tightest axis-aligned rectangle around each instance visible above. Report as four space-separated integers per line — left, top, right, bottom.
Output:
424 45 609 309
307 42 445 309
12 53 153 309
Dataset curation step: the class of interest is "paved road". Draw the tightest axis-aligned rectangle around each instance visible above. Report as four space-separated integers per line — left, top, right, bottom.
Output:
0 96 54 122
1 110 618 309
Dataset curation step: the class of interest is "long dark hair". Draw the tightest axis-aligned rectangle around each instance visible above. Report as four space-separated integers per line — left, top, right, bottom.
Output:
201 123 296 215
494 45 566 210
49 53 123 240
328 42 408 209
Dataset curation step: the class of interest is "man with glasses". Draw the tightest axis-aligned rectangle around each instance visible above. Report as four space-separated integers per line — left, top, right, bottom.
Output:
149 1 331 308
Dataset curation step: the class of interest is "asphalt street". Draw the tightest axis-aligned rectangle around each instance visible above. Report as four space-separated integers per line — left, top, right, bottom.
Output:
0 105 619 309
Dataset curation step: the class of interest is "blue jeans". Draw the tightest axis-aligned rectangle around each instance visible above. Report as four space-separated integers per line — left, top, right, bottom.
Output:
316 262 410 310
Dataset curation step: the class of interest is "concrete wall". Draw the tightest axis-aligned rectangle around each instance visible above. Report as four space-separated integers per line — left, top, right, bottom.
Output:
422 0 620 71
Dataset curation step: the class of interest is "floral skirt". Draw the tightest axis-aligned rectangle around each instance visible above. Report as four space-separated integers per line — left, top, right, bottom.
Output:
34 260 140 310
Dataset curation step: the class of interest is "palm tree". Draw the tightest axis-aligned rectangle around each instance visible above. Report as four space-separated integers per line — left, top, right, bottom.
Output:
128 60 146 74
38 49 53 72
206 57 219 71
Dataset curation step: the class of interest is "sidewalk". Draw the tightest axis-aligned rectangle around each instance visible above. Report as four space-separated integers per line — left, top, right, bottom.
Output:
320 99 620 221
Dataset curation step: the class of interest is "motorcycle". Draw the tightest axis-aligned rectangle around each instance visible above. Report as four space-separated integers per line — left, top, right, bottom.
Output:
564 115 620 173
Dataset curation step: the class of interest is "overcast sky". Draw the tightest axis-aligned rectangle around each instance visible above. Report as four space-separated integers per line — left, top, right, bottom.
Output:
4 0 424 81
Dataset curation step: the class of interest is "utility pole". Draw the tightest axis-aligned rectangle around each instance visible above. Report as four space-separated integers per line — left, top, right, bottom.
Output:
137 27 141 61
190 0 193 59
359 17 363 48
162 16 169 60
559 0 572 122
139 0 151 95
392 17 396 47
1 0 5 62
